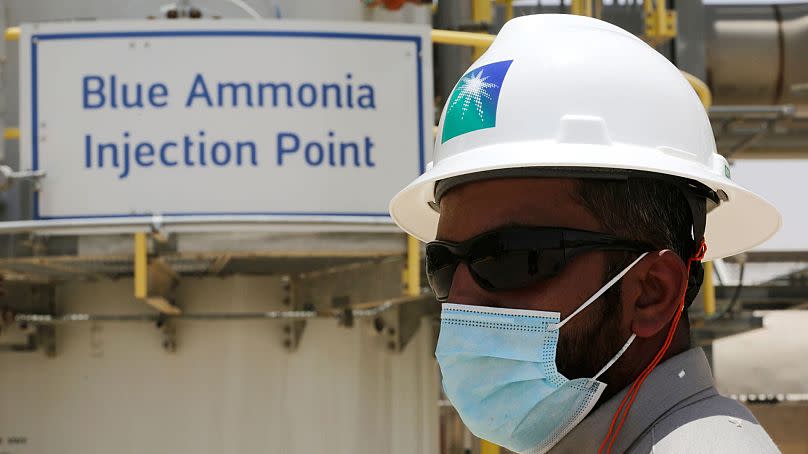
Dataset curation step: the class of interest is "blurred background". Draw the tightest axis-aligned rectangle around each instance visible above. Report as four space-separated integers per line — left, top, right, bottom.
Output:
0 0 807 453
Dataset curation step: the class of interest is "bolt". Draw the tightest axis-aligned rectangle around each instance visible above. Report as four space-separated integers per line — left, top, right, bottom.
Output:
387 327 396 336
387 341 397 351
373 317 385 333
162 340 176 352
283 339 292 349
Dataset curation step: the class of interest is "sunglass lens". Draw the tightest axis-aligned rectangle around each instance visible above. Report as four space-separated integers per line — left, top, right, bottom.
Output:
470 249 565 291
426 244 458 300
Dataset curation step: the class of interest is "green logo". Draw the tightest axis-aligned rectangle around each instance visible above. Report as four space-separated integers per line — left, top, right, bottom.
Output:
442 60 513 143
724 165 731 179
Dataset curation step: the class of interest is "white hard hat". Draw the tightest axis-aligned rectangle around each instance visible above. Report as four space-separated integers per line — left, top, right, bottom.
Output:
389 14 780 261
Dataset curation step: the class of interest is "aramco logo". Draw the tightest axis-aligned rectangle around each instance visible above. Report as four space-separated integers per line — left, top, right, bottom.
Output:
442 59 513 143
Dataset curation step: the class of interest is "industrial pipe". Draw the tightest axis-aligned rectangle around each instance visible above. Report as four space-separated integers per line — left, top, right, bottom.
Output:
15 310 317 323
0 214 399 236
12 296 420 325
709 105 796 117
706 4 808 106
682 71 713 109
431 29 494 48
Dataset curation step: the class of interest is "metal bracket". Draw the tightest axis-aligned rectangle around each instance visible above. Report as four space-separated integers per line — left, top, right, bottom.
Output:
281 277 307 352
36 324 56 357
380 234 434 352
644 0 677 47
0 282 57 356
382 295 438 353
156 315 177 353
0 320 37 352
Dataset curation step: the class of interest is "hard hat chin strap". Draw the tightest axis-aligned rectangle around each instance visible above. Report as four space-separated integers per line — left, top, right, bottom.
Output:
681 186 707 309
683 189 707 251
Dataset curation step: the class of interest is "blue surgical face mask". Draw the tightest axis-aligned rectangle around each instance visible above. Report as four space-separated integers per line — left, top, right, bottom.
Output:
435 252 648 454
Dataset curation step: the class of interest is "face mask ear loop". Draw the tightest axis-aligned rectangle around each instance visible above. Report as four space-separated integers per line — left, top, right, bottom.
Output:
593 333 636 381
548 252 649 332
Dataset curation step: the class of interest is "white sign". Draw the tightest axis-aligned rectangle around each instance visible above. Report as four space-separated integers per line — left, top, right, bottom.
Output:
19 20 432 221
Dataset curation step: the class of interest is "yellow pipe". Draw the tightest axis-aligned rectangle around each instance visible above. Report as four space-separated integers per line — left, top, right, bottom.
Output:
406 235 420 297
496 0 514 22
571 0 593 17
5 26 19 41
4 127 20 140
702 261 716 316
681 71 713 109
471 0 494 60
134 232 148 299
472 0 493 23
431 29 495 48
481 439 501 454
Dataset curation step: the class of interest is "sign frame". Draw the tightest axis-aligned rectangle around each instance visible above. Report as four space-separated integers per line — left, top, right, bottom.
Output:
19 20 432 222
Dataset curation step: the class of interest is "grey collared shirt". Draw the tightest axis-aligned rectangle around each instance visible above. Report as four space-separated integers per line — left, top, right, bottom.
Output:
551 348 781 453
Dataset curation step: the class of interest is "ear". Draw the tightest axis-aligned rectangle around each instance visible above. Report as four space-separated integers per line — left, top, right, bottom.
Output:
624 250 688 338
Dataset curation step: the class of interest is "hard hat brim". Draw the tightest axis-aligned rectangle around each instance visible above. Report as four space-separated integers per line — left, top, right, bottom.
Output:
389 141 781 261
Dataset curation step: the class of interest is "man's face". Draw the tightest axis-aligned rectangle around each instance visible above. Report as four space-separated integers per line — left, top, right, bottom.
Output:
436 177 630 380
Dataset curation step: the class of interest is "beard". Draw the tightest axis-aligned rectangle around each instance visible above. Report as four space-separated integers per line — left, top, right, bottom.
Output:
555 285 625 381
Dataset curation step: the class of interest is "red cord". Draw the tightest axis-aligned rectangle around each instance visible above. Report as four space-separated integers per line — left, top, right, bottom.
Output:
597 242 707 454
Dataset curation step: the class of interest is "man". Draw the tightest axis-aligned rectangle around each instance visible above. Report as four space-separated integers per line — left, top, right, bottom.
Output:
389 14 782 454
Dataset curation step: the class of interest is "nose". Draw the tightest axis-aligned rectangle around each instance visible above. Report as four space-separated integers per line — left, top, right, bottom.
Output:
446 262 499 307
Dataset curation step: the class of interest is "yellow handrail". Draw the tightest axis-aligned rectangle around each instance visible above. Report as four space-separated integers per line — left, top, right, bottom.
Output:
431 29 495 49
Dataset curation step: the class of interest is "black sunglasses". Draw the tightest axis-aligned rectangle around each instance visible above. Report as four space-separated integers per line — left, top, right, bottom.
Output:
425 226 654 301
